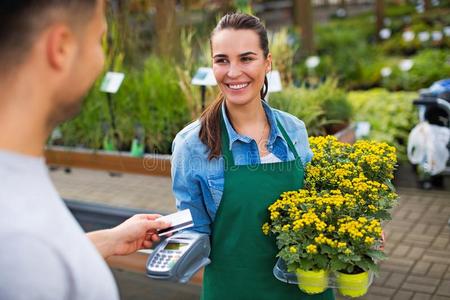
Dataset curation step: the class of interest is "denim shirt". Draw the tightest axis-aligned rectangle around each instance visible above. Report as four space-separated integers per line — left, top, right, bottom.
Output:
171 101 313 234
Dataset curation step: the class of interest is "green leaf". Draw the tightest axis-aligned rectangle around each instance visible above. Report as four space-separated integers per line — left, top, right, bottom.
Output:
366 250 387 261
330 260 348 272
348 254 362 262
338 254 351 263
287 263 298 273
315 254 329 269
374 210 391 220
356 259 371 272
321 245 333 254
299 259 314 271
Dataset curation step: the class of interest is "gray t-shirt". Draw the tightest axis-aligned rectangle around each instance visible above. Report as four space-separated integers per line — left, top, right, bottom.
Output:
0 151 119 300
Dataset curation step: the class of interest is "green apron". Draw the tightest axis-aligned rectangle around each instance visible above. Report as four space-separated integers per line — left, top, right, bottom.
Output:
201 117 335 300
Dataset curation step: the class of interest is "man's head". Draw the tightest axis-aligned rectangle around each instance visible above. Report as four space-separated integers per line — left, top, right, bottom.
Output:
0 0 106 126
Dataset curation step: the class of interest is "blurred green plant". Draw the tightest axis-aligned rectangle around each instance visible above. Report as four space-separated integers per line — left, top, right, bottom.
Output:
177 28 202 119
176 27 218 119
270 28 298 86
348 89 418 161
270 79 352 136
293 18 378 88
60 56 190 154
233 0 253 14
381 49 450 91
114 57 191 154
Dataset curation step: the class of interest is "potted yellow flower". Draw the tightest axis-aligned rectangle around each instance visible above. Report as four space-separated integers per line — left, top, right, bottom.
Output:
327 215 385 297
263 136 398 297
304 136 398 221
263 194 331 294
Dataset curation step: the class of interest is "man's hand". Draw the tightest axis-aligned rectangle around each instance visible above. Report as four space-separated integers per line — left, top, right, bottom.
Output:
87 214 170 259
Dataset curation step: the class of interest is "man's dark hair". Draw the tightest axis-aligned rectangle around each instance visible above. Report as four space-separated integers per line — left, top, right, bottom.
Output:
0 1 97 68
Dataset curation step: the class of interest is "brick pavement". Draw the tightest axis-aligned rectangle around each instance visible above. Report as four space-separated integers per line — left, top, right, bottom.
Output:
50 167 176 214
358 188 450 300
50 167 450 300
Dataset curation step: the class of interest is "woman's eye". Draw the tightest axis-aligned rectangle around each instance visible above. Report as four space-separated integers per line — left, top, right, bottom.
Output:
241 56 254 62
214 59 228 64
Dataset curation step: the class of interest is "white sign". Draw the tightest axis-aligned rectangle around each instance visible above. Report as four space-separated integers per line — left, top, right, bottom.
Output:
444 26 450 37
100 72 125 94
399 59 414 72
267 70 282 93
336 8 347 18
418 31 430 42
416 5 424 13
381 67 392 78
402 31 415 42
432 31 443 41
379 28 392 40
355 121 371 139
191 67 217 86
305 56 320 69
51 127 62 140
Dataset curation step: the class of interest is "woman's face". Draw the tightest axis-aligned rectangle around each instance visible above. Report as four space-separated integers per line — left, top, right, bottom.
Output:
211 29 271 106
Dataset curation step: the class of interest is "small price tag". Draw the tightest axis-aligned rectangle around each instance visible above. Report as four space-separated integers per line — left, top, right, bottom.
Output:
191 67 217 86
100 72 125 94
267 70 282 93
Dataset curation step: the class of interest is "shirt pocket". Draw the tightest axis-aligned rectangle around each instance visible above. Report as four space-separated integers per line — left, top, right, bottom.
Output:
207 174 224 208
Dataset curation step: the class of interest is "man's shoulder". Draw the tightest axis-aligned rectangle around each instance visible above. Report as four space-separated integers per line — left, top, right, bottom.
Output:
0 232 72 299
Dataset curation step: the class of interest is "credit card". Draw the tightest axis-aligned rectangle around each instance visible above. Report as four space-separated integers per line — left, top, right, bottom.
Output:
156 209 193 237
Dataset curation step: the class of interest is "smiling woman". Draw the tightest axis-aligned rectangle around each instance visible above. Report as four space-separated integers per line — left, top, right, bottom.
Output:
170 12 335 300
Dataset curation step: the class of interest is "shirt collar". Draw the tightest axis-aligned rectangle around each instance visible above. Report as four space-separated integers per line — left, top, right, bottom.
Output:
221 100 284 151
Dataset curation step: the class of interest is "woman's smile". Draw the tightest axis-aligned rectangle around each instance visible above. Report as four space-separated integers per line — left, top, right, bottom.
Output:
225 82 250 91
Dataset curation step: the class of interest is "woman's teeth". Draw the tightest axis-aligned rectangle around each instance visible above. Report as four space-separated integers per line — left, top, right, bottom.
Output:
227 83 249 90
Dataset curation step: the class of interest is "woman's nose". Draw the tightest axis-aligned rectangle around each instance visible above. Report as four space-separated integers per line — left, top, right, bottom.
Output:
227 63 242 78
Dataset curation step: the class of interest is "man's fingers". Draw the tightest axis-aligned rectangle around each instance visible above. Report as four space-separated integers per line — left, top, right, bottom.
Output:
143 214 163 221
133 214 162 221
144 220 171 231
151 234 160 242
142 240 153 249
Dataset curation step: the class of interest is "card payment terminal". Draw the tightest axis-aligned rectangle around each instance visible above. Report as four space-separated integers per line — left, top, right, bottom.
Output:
146 231 211 283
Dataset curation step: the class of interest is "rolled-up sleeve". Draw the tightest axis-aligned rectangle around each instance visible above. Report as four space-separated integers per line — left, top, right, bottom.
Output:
171 135 212 234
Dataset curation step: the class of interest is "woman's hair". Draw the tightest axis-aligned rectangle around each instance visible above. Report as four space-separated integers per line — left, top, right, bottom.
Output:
199 12 270 160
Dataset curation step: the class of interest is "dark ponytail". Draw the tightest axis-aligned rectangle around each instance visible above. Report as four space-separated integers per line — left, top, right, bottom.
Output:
199 12 270 160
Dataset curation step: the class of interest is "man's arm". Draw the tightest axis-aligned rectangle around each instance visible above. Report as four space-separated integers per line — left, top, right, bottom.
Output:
87 214 170 259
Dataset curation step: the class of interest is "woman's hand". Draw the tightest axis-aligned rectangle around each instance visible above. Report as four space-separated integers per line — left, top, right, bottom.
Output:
87 214 170 259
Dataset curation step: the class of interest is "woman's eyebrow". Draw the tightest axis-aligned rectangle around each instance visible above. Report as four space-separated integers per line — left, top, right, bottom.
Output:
213 54 228 59
239 51 257 57
213 51 258 59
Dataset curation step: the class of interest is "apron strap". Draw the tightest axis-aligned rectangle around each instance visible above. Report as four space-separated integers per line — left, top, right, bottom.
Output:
220 114 235 166
220 111 301 165
276 118 300 160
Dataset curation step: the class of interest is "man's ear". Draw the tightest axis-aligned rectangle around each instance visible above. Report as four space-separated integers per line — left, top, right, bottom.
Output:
45 24 76 71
